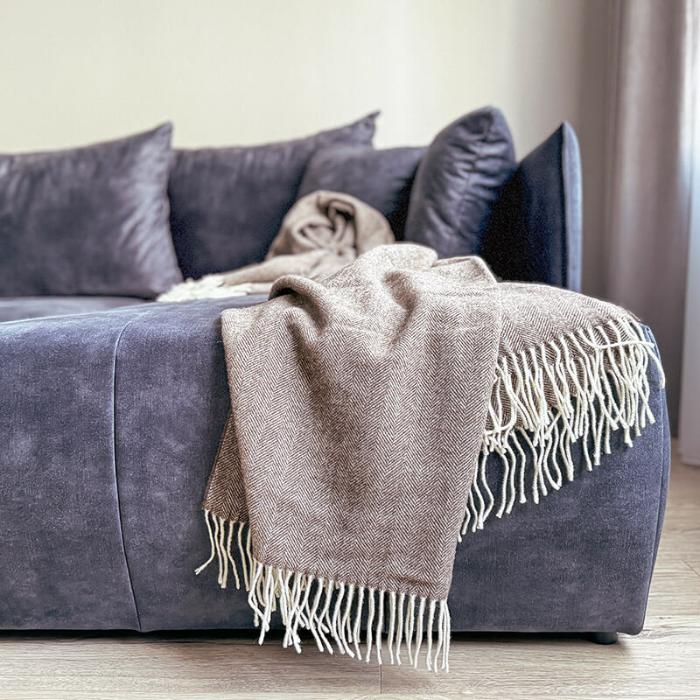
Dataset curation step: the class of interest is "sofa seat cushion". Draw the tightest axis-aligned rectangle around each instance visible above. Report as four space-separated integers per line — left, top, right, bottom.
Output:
0 296 267 628
0 296 150 323
0 294 669 632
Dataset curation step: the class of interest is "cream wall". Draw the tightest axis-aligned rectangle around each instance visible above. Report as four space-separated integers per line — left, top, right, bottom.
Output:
0 0 610 288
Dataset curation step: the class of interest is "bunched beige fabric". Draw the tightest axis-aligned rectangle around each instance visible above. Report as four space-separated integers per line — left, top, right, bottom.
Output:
158 191 394 301
197 244 663 672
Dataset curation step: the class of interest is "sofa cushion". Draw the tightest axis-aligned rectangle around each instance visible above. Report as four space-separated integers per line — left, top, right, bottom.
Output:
0 296 149 323
403 107 516 257
480 123 582 291
0 297 669 632
0 296 266 629
168 114 378 279
297 145 425 238
0 124 183 299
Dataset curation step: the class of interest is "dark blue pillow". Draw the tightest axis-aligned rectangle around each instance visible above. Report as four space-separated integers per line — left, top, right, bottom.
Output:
480 123 582 290
403 107 516 257
169 114 378 279
0 124 181 298
298 145 425 238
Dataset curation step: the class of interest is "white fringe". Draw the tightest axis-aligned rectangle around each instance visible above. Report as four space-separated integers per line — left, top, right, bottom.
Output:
196 316 663 672
459 316 663 538
157 275 256 302
196 519 450 671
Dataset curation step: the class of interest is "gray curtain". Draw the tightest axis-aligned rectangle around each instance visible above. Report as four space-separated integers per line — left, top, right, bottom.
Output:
601 0 697 432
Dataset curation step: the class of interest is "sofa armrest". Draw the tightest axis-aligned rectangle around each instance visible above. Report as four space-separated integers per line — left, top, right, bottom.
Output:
480 123 582 291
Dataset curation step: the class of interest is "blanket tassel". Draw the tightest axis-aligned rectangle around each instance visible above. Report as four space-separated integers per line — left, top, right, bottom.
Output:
196 515 450 672
459 316 663 538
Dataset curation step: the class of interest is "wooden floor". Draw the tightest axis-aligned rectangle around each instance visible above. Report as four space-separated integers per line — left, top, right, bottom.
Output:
1 446 698 699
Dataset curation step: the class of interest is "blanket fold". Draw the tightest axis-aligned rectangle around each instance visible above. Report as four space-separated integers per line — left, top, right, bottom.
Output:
158 190 394 301
197 244 663 672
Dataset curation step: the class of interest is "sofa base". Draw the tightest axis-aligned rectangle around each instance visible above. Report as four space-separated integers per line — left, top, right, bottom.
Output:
0 300 671 634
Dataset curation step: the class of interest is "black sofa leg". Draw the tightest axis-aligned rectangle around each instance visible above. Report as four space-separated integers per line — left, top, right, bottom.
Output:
590 632 618 645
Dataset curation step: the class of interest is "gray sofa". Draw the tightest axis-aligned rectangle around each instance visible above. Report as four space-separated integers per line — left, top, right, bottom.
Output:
0 111 669 643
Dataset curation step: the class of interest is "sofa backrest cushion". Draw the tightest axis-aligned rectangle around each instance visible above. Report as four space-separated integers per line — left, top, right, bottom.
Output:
0 124 182 298
403 107 516 257
297 145 425 238
480 123 582 291
168 114 378 279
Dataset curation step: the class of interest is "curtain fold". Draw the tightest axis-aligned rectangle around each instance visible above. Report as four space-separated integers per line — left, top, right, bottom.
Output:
602 0 697 432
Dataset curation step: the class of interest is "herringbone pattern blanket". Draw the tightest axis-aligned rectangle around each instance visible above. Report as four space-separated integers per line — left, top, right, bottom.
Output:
197 244 663 671
159 191 394 301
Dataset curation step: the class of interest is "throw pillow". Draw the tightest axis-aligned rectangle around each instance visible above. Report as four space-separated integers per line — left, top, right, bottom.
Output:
0 124 181 298
298 145 425 238
169 113 379 279
403 107 516 257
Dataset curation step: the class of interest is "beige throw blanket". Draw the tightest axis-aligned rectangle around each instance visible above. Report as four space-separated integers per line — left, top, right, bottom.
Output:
158 191 394 301
197 244 663 671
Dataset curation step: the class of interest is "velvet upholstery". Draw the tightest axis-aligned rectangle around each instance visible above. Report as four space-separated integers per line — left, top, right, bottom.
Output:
481 123 583 291
298 145 425 238
0 296 669 634
168 115 378 279
0 306 151 629
0 296 147 323
0 125 182 298
404 107 516 257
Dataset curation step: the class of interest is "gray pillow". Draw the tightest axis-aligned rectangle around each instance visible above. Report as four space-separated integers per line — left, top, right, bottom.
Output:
404 107 516 257
169 113 378 279
298 145 425 238
0 124 182 298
